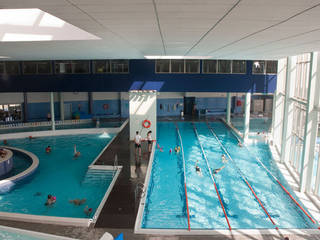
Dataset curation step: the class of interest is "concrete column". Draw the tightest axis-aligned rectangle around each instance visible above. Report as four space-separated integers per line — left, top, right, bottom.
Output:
300 52 320 192
243 92 251 141
59 92 64 121
118 92 121 117
50 92 55 131
280 56 296 164
23 92 28 122
226 92 231 124
88 92 93 115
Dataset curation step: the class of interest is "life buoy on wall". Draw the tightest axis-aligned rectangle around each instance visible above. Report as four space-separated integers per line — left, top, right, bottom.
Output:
103 104 109 110
236 100 242 107
142 119 151 128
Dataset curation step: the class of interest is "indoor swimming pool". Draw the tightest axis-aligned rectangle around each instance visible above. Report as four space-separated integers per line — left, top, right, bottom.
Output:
0 133 114 219
141 121 317 230
231 117 272 134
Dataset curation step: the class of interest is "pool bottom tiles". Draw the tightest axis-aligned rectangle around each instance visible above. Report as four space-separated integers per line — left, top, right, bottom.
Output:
141 121 315 230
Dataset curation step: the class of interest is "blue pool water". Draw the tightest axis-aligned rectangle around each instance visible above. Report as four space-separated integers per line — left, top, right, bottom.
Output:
0 133 114 218
0 229 44 240
231 118 272 133
142 122 315 229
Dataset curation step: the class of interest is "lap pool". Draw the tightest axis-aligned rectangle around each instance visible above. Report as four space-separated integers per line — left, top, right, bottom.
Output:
0 133 115 222
139 121 317 230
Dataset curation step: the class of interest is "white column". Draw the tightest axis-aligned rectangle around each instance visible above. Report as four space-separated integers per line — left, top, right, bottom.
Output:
300 52 320 192
50 92 55 131
60 92 64 121
226 92 231 124
243 92 251 141
280 56 296 164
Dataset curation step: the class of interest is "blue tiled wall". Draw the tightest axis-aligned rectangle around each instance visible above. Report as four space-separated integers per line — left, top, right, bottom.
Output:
93 100 120 117
27 102 60 121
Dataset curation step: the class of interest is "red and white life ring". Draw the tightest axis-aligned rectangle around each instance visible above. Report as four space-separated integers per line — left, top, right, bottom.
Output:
142 119 151 128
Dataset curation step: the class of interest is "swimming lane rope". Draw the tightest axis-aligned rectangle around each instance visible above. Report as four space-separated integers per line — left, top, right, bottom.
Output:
206 121 279 230
174 122 191 231
220 120 318 226
192 122 232 230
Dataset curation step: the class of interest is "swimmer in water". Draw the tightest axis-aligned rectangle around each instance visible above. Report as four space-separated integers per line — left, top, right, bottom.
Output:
69 198 86 206
174 146 181 153
45 194 56 206
84 206 93 216
221 154 228 163
45 146 51 153
74 145 80 158
195 160 202 176
238 141 243 147
212 166 225 175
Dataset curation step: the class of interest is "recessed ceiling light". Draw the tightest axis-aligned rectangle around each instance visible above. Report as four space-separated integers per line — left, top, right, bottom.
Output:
144 56 212 59
0 56 10 59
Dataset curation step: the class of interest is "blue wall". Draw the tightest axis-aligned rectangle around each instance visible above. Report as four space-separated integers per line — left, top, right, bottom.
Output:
93 100 120 117
157 98 183 116
27 102 60 121
0 60 276 93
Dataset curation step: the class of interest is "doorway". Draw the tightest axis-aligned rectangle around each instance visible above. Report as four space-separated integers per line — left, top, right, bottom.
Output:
184 97 195 116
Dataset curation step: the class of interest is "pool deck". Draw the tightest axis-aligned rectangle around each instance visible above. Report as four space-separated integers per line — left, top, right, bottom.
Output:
0 119 320 239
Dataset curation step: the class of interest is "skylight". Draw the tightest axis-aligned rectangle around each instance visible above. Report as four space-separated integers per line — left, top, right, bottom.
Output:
0 8 100 42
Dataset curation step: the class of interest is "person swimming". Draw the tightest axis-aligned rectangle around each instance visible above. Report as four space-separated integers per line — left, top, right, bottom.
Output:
74 145 80 158
45 146 51 153
238 141 243 147
69 198 86 206
45 194 56 206
84 206 93 216
212 166 225 175
221 154 228 163
195 160 202 176
174 146 181 153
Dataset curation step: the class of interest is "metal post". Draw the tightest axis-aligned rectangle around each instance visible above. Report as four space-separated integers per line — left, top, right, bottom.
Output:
243 92 251 141
50 92 55 130
226 92 231 124
23 92 28 122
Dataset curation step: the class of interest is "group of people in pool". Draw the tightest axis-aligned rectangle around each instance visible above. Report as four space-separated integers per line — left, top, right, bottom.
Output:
44 194 92 216
195 154 228 176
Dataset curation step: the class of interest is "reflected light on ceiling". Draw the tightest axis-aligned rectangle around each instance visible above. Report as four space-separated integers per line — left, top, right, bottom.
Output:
0 9 41 26
2 33 53 42
144 56 212 59
39 13 65 28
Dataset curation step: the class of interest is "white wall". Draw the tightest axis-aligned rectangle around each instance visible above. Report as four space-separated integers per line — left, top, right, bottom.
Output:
157 92 183 99
0 93 24 104
185 92 227 97
63 92 88 102
93 92 119 100
129 91 157 141
27 92 59 103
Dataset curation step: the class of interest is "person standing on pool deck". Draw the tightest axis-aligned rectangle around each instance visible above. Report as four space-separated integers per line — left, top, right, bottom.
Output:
134 131 142 161
146 130 152 153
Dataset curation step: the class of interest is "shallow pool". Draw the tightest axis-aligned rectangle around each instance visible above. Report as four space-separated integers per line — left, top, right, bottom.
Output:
0 133 114 218
141 122 316 229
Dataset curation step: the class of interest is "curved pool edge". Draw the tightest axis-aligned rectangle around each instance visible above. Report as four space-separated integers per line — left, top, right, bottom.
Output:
0 146 39 192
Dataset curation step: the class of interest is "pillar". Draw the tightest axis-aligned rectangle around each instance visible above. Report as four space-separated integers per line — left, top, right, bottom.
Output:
243 92 251 141
60 92 64 121
23 92 28 122
50 92 55 130
88 92 93 115
300 52 320 192
226 92 231 124
280 56 296 164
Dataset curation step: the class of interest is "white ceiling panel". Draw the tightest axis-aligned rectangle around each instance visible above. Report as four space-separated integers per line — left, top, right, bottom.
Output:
0 0 320 60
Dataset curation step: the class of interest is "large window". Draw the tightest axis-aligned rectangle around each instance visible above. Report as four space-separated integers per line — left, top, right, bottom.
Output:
171 60 184 73
185 60 200 73
232 60 246 74
93 60 110 73
218 60 231 73
111 60 129 73
55 60 90 74
294 54 310 101
156 60 170 73
202 60 217 73
23 61 51 74
0 104 22 122
0 61 20 75
253 60 277 74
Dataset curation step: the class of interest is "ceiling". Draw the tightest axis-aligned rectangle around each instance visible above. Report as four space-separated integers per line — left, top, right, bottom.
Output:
0 0 320 60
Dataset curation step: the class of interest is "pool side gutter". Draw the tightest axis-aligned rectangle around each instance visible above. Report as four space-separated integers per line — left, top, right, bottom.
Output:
134 143 156 234
220 118 244 141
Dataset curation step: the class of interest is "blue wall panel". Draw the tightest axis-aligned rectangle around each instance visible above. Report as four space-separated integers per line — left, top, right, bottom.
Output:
120 100 129 118
0 60 276 93
27 102 60 121
93 100 120 117
157 98 183 116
